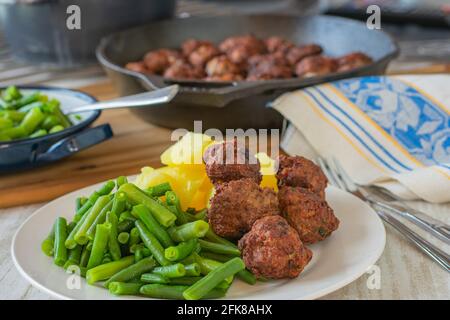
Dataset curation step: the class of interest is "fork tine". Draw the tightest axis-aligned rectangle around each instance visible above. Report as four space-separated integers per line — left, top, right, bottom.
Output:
332 157 357 192
317 157 347 190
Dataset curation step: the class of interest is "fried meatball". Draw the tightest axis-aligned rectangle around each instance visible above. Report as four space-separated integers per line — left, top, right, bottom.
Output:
203 139 261 185
208 179 279 240
143 49 181 74
295 55 338 78
188 44 220 67
337 52 373 72
205 55 241 77
278 186 339 244
226 44 262 66
125 61 148 73
219 35 266 53
286 44 323 66
181 38 213 57
264 36 294 53
163 60 204 80
276 155 327 199
247 56 292 81
238 215 312 279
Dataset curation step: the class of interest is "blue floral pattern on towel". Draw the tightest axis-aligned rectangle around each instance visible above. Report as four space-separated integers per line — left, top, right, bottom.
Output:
332 76 449 167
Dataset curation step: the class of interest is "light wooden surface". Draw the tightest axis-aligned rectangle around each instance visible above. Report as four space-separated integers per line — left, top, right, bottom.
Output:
0 82 173 208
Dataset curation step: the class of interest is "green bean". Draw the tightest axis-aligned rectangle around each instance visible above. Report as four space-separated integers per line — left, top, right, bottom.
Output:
198 239 240 256
200 252 233 263
86 240 93 251
49 125 64 133
168 220 209 242
117 232 130 244
86 200 113 240
14 92 40 108
17 101 44 113
118 183 177 227
106 211 121 261
135 220 169 266
3 86 22 101
41 221 55 257
165 191 188 225
140 273 169 284
129 227 141 247
140 284 226 300
134 248 144 263
119 211 136 223
193 209 207 221
116 176 128 188
132 204 173 248
74 195 110 245
86 223 111 270
183 257 245 300
102 255 112 264
153 263 186 278
20 107 45 134
164 239 198 262
111 192 126 217
117 219 134 233
73 181 115 223
189 253 232 284
104 256 156 289
50 100 71 128
29 129 47 138
0 132 11 141
147 182 172 197
205 229 237 248
41 115 60 131
75 197 86 212
97 180 115 195
2 110 25 122
109 282 143 296
63 245 82 269
85 256 134 284
184 263 201 277
1 126 26 139
79 246 90 268
236 269 256 285
53 217 68 267
168 277 202 286
0 117 12 130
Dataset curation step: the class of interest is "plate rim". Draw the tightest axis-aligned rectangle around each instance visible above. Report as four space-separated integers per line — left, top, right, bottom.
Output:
11 179 385 300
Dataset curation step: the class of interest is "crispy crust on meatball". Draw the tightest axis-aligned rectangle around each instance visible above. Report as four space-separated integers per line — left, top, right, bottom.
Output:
181 39 214 57
286 44 323 66
264 36 295 54
203 139 261 185
125 61 148 73
337 52 373 72
188 44 220 67
163 60 204 80
278 186 339 244
276 155 328 199
143 49 181 74
295 55 338 78
238 215 312 279
205 55 242 77
208 179 279 240
247 54 292 81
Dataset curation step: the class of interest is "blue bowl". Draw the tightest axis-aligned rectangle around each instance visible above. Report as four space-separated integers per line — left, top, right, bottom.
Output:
0 86 113 173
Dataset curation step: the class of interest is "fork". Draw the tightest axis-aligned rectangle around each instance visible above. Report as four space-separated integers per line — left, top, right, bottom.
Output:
317 158 450 245
318 157 450 273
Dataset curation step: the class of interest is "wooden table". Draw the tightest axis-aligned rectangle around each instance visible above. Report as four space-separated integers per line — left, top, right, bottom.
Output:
0 80 449 300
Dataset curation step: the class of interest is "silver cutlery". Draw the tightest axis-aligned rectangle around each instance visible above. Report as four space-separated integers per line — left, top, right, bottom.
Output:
318 157 450 273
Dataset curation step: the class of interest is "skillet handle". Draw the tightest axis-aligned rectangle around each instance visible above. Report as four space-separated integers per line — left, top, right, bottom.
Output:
36 124 113 163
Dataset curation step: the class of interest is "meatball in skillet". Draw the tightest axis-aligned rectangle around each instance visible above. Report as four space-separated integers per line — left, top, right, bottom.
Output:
203 139 261 185
238 215 312 279
246 54 292 81
188 43 220 68
264 36 294 54
125 61 149 73
337 52 373 72
278 186 339 244
181 39 214 57
208 179 279 240
286 44 323 66
295 55 338 78
205 55 242 78
143 49 181 74
163 60 204 80
276 155 328 199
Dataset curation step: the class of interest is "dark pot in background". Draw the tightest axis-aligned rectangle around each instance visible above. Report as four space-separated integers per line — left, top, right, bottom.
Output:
0 0 176 67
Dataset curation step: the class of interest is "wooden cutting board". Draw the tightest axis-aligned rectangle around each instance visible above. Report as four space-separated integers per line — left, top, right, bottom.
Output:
0 81 174 208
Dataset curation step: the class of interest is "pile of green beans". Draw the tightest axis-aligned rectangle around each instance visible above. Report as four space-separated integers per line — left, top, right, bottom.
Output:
41 179 253 300
0 86 73 141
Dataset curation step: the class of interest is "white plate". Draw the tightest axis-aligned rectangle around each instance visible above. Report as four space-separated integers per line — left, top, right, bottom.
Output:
12 181 385 300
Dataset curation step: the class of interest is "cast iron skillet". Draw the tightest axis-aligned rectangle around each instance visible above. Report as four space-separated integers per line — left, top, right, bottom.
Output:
96 15 399 131
0 87 113 173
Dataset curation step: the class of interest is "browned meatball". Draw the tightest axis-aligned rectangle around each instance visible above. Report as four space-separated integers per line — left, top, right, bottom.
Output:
286 44 323 66
205 55 242 77
226 44 263 66
264 36 294 53
337 52 373 72
143 49 181 74
203 139 261 185
219 35 266 54
208 179 279 240
276 155 327 199
181 39 214 57
125 61 148 73
238 215 312 279
247 55 292 81
295 55 338 78
188 44 220 67
163 60 204 80
278 186 339 244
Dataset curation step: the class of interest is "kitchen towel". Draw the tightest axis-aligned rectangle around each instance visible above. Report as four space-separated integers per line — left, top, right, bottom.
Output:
272 74 450 203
